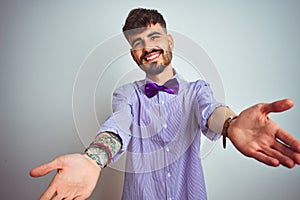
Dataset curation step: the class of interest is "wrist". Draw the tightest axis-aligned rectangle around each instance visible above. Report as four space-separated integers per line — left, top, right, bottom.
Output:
227 117 238 140
84 147 109 169
83 132 122 169
222 115 238 149
82 153 102 169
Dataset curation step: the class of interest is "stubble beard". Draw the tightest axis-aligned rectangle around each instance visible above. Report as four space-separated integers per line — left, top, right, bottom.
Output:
139 48 172 76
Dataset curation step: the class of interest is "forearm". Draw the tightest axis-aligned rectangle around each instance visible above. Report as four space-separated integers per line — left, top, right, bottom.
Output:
84 132 122 168
207 106 238 148
207 106 237 134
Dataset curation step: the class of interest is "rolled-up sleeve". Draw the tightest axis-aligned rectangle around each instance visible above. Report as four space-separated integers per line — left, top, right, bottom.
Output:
98 84 134 162
194 80 225 141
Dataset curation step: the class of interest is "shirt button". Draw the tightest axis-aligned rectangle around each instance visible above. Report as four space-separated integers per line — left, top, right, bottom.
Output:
163 124 167 128
165 147 170 152
167 172 171 177
161 100 165 104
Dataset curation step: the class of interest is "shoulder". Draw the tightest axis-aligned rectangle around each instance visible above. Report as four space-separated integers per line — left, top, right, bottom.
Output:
190 79 212 93
113 80 144 99
181 79 211 92
114 82 136 94
189 79 210 87
177 78 212 100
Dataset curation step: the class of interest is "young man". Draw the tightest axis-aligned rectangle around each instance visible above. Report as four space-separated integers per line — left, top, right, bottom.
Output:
30 8 300 200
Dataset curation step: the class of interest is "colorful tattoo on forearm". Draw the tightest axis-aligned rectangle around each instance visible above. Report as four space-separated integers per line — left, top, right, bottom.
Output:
85 132 122 168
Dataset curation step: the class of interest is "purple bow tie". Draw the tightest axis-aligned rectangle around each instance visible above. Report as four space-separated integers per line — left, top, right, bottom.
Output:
145 78 179 98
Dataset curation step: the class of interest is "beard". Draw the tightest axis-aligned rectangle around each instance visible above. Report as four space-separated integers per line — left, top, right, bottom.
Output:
142 62 167 75
138 47 173 76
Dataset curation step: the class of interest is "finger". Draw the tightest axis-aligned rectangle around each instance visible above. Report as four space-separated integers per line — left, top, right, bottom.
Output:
72 191 91 200
273 138 300 165
261 98 294 114
39 183 57 200
30 158 62 177
64 198 72 200
276 129 300 153
251 151 280 167
61 196 74 200
62 192 78 200
264 147 295 168
73 196 86 200
51 194 66 200
51 191 78 200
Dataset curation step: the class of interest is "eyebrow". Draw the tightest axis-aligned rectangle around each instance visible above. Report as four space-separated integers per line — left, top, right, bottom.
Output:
147 31 162 38
131 31 163 46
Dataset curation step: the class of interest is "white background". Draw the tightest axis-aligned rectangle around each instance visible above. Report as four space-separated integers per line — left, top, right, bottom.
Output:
0 1 299 199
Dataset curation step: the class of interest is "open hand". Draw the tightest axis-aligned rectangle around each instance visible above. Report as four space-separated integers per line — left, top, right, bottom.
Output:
228 98 300 168
30 153 101 200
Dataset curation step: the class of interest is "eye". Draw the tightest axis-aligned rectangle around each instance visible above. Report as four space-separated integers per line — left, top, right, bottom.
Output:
151 35 160 40
133 41 142 48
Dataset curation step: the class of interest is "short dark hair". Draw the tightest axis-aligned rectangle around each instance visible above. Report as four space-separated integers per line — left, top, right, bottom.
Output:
122 8 167 41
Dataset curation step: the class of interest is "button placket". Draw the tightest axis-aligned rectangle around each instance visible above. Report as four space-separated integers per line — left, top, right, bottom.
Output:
160 93 173 200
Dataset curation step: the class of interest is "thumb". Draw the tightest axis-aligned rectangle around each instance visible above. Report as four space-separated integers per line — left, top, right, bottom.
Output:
261 98 294 114
29 157 62 177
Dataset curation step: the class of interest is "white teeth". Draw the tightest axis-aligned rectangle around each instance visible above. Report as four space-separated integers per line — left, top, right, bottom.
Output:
146 53 160 61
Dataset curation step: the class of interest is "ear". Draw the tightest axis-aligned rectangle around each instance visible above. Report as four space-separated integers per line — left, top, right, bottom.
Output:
167 34 174 49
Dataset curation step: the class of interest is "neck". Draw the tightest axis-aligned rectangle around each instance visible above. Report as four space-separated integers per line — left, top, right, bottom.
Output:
146 64 174 84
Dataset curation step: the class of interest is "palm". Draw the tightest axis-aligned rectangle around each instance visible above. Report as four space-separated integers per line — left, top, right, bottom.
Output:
30 154 101 200
228 99 300 168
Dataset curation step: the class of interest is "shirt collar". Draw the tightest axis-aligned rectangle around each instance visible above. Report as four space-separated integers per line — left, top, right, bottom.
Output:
144 68 178 85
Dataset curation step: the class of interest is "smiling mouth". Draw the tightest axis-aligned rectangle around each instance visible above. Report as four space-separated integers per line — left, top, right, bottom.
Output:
141 49 164 63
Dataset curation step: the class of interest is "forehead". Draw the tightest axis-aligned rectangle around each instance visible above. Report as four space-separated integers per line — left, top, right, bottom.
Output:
126 23 167 43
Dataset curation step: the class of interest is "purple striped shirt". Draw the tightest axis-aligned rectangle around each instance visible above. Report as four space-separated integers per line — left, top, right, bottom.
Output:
99 74 223 200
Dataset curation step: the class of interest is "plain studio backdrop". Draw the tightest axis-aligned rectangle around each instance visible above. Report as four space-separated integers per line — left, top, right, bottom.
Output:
1 1 299 200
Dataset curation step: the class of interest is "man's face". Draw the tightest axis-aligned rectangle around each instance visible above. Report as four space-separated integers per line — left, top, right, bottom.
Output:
127 23 174 76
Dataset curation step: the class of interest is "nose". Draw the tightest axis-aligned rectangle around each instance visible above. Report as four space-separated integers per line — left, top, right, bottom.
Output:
143 39 156 53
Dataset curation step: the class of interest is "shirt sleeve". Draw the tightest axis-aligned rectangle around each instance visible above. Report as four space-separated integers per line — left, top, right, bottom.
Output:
194 80 225 141
97 84 134 162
